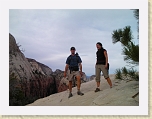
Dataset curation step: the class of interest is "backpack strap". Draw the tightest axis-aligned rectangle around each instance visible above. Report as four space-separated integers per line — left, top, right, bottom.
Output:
69 53 79 65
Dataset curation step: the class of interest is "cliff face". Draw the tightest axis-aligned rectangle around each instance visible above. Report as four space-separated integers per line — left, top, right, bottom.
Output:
26 58 53 76
9 33 87 106
9 33 56 106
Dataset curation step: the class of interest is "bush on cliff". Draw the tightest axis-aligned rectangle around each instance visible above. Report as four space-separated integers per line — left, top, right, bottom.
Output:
9 73 36 106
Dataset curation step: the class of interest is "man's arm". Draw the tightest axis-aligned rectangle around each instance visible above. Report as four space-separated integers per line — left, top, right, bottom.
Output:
78 56 83 76
64 64 69 77
79 63 83 76
104 50 108 68
79 63 82 72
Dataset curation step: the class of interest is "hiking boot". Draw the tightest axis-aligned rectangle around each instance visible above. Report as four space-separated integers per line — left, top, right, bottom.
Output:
77 91 84 96
95 88 100 92
68 93 73 98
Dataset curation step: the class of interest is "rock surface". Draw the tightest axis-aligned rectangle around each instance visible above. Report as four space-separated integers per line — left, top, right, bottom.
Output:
9 33 56 106
52 69 87 93
27 58 53 76
27 74 139 106
9 33 88 106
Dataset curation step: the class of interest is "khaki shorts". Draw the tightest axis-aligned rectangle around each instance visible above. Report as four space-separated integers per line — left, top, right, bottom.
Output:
67 70 81 81
95 64 109 82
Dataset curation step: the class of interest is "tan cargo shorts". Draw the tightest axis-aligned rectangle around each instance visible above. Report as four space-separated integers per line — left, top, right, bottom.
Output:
67 70 81 81
95 64 109 82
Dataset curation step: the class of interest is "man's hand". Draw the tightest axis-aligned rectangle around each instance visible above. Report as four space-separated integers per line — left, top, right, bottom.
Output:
105 64 108 69
64 64 69 77
80 71 83 77
64 71 67 77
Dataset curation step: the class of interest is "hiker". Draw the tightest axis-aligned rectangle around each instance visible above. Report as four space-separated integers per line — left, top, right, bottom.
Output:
64 47 84 98
95 42 112 92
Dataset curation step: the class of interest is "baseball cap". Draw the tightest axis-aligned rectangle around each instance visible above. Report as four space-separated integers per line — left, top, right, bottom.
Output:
70 47 76 50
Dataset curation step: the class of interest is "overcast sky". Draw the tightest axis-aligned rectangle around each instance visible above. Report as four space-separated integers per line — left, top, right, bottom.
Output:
9 9 138 76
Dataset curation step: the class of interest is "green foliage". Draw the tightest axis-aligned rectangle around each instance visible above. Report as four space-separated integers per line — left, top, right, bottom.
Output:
133 9 139 20
121 67 128 76
122 42 139 65
9 73 36 106
112 26 133 46
133 9 139 39
9 88 24 106
113 10 139 81
9 89 37 106
16 42 25 53
9 72 17 81
115 67 139 81
115 69 122 80
112 26 139 65
128 68 139 81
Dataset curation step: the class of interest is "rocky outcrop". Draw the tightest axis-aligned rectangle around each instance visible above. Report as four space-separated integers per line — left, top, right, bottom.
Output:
51 69 67 93
53 70 88 92
9 33 88 106
9 33 56 106
26 58 53 76
89 75 96 81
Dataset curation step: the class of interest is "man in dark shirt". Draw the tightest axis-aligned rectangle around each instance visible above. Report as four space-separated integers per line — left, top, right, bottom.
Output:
64 47 84 98
95 42 112 92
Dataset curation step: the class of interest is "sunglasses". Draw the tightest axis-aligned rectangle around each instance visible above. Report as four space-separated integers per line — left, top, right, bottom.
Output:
71 49 75 50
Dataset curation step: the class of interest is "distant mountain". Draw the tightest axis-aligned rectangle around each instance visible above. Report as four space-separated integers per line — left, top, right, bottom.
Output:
87 75 96 81
86 76 91 79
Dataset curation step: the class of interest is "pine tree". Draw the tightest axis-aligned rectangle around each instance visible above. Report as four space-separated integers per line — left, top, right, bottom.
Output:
112 9 139 80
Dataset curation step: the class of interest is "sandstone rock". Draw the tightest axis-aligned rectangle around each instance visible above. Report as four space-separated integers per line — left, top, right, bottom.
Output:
27 58 53 76
52 70 88 93
27 75 139 106
89 75 96 81
9 33 55 106
9 33 88 105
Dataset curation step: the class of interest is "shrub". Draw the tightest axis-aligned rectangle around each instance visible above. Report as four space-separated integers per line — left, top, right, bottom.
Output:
115 69 122 80
115 67 139 81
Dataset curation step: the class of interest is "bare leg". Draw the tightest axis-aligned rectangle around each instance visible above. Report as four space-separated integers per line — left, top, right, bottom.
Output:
69 81 72 93
106 77 112 88
76 76 81 90
76 76 84 95
97 81 100 88
95 81 101 92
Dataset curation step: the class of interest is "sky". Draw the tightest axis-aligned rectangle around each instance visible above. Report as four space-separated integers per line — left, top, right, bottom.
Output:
9 9 139 76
